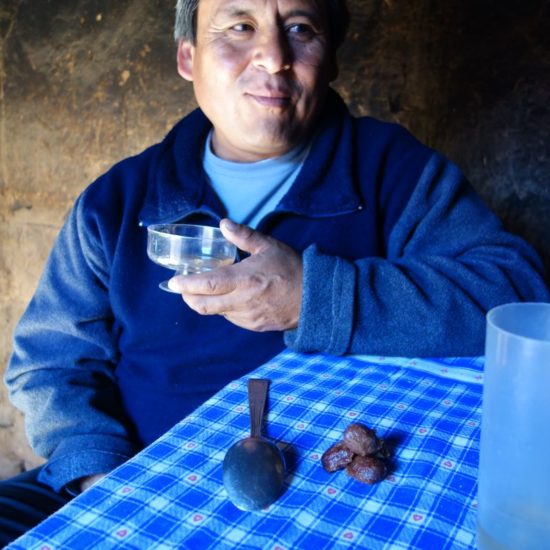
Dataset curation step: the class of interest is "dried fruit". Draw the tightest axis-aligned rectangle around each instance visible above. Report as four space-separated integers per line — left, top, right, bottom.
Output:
320 421 391 485
343 423 381 456
346 455 387 484
321 442 354 473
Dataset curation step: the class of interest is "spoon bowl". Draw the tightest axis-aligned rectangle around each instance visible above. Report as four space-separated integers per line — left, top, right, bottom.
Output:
222 379 286 511
223 436 285 511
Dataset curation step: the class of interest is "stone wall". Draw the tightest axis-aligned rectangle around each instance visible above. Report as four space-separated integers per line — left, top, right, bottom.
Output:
1 0 548 478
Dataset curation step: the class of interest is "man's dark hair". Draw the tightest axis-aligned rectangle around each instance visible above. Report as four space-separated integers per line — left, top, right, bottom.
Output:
174 0 349 49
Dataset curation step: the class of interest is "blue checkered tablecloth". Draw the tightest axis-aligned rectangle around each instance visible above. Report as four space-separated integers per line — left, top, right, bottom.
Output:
9 351 484 549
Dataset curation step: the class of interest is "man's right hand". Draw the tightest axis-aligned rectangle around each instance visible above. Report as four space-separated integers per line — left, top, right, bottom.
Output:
169 219 303 332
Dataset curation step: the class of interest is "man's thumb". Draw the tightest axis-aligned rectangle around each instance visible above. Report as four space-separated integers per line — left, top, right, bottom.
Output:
219 218 268 254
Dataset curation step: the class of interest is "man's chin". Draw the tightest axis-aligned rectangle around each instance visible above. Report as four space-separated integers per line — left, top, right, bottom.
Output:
242 134 299 159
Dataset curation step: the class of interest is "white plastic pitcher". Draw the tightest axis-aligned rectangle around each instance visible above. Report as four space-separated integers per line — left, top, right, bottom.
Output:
477 302 550 550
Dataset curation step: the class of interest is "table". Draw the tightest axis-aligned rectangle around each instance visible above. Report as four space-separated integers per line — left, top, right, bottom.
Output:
8 351 484 549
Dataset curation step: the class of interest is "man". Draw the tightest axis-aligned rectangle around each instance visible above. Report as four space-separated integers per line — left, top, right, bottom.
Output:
1 0 548 543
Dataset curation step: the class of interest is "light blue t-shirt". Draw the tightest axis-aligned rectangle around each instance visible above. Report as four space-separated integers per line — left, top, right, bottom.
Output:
203 131 310 228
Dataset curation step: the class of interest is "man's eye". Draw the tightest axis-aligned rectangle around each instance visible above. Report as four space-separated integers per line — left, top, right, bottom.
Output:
231 23 254 33
286 23 316 37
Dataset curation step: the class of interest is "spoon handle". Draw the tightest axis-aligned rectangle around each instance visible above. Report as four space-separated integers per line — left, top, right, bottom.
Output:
248 379 269 438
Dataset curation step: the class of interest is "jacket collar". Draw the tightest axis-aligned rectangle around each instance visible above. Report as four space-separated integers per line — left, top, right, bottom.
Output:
139 89 362 226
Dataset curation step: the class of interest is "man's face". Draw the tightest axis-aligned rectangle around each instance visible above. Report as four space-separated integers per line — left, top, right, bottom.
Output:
177 0 336 161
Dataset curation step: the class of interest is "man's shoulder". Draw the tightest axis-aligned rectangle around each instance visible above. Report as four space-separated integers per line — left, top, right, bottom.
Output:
78 141 162 217
326 90 427 151
83 109 205 200
354 113 429 157
74 107 210 229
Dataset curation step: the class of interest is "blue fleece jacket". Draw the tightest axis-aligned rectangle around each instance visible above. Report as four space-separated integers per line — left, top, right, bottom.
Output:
5 91 549 491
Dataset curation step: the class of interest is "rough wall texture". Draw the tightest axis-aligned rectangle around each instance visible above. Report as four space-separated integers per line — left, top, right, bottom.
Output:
1 0 548 478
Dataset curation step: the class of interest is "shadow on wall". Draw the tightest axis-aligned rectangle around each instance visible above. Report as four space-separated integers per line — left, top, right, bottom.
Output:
440 0 550 280
337 0 550 281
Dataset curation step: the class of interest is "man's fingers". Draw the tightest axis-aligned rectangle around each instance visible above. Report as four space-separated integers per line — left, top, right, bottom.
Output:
181 293 234 316
220 218 271 255
168 270 236 295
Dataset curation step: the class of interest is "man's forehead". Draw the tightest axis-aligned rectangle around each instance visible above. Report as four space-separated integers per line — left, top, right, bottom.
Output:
199 0 325 18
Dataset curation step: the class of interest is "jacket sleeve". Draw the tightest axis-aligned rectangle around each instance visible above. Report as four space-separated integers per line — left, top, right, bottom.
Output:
4 192 139 492
285 153 550 356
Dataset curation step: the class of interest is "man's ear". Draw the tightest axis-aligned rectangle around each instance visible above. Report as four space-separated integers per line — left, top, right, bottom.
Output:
177 39 195 81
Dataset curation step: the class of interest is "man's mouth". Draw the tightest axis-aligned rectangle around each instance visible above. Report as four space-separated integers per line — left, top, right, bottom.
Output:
246 92 291 108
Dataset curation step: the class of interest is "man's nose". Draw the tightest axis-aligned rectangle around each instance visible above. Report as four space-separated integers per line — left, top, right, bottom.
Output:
252 29 292 74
